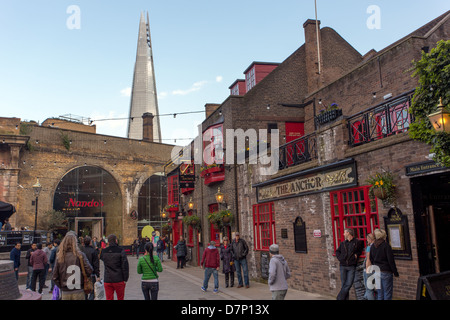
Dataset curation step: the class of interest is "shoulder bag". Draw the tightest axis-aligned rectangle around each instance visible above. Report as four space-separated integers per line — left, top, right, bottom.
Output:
79 255 94 294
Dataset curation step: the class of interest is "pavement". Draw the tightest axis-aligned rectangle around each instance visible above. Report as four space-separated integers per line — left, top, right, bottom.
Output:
17 253 334 300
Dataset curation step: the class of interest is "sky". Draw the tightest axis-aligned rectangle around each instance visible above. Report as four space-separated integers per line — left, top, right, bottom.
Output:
0 0 449 146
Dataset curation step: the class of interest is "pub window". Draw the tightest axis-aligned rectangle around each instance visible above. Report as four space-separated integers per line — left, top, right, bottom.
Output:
330 186 379 254
209 203 220 245
167 174 179 205
253 202 276 251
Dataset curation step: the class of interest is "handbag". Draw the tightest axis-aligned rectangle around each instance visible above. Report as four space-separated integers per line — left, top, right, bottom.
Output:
52 285 61 300
79 255 94 294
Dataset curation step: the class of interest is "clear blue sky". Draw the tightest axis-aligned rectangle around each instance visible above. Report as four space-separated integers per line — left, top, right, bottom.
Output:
1 1 449 145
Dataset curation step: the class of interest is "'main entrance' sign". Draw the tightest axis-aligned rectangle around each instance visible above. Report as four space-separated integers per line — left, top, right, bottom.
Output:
256 159 357 202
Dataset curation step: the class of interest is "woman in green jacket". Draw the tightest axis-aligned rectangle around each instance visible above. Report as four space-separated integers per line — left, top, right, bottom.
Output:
137 242 163 300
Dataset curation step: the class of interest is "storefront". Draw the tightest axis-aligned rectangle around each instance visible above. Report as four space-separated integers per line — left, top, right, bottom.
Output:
53 166 122 240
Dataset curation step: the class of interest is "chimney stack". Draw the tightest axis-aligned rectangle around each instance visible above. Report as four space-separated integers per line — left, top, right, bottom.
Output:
303 19 323 94
142 112 154 142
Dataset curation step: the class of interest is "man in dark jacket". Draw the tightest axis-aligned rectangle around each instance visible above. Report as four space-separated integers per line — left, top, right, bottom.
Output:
10 242 21 280
231 232 250 288
25 243 37 290
335 228 363 300
30 243 48 294
100 234 129 300
81 236 100 300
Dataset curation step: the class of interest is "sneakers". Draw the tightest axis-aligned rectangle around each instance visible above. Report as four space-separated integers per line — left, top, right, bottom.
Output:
201 286 207 292
213 289 219 294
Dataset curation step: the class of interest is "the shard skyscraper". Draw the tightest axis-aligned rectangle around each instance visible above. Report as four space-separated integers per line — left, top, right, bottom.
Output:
127 12 161 142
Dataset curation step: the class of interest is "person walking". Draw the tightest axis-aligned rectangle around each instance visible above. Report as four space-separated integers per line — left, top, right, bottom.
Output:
48 239 60 293
52 232 93 300
175 237 187 269
231 232 250 288
10 242 21 280
363 233 376 300
370 228 399 300
201 241 220 293
156 237 165 262
335 228 364 300
268 244 291 300
220 237 235 288
100 234 129 300
30 243 48 294
42 242 53 289
25 243 37 291
81 236 100 300
133 237 140 259
137 242 163 300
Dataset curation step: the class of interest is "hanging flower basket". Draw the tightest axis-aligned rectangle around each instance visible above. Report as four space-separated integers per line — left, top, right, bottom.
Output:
366 171 397 206
372 187 388 200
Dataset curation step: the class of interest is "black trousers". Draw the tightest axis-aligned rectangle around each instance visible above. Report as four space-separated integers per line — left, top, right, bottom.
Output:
225 272 235 287
177 256 186 268
31 269 46 293
141 281 159 300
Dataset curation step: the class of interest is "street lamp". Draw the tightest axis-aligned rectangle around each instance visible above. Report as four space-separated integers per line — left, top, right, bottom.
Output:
188 197 194 210
428 98 450 133
32 178 42 241
215 187 224 204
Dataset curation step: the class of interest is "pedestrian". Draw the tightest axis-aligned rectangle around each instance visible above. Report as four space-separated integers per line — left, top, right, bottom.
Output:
52 232 93 300
231 232 250 288
42 242 53 289
48 239 60 293
92 236 99 252
220 237 235 288
335 228 364 300
370 228 399 300
156 237 165 262
137 242 163 300
3 218 12 231
133 237 140 259
25 242 37 290
81 236 100 300
100 234 129 300
201 241 220 293
268 244 291 300
10 242 21 280
30 243 48 294
363 233 376 300
175 237 187 269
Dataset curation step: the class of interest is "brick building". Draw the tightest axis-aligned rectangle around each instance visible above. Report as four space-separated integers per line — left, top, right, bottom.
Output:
0 115 173 248
166 11 450 300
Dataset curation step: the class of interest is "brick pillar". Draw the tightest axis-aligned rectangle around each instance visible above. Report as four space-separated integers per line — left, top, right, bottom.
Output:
303 19 323 95
142 112 154 142
0 261 21 300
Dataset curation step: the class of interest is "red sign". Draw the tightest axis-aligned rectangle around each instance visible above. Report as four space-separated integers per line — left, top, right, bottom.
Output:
68 198 104 208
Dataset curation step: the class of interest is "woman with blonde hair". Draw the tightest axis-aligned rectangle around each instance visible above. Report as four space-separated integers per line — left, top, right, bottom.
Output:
52 231 93 300
369 228 399 300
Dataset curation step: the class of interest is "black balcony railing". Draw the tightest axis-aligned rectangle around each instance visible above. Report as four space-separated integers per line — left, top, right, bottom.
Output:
279 133 317 170
347 90 415 147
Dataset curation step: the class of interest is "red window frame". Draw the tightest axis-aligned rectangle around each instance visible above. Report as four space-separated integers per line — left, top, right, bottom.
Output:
203 124 224 166
167 174 179 205
209 203 220 245
330 186 379 255
253 202 276 251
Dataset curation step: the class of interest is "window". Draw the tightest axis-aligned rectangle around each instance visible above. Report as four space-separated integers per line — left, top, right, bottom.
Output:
253 202 276 251
203 124 224 165
167 174 179 205
209 203 220 245
330 186 379 253
231 84 239 96
246 67 256 92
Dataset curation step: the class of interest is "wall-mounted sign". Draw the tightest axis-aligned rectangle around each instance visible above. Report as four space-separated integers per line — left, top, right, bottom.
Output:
383 208 412 260
130 210 138 220
260 251 270 280
68 198 104 208
313 230 322 238
256 159 357 203
405 160 447 176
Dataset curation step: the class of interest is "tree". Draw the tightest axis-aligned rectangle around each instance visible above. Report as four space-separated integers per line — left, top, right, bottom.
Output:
41 209 67 232
409 40 450 166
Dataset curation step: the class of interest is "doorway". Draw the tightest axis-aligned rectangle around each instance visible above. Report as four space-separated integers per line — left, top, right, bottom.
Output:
411 171 450 275
75 217 104 240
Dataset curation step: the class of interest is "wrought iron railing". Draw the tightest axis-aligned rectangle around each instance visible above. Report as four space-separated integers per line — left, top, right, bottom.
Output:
347 90 415 147
279 133 317 170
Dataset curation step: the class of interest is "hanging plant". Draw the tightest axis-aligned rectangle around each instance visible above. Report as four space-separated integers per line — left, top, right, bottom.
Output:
218 209 233 224
409 39 450 167
183 215 201 229
366 171 397 207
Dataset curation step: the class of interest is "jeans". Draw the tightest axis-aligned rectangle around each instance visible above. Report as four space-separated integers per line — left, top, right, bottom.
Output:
31 269 46 293
202 268 219 290
377 272 394 300
104 281 126 300
157 251 163 262
26 266 33 289
141 281 159 300
272 290 288 300
337 265 356 300
363 270 376 300
234 258 249 286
